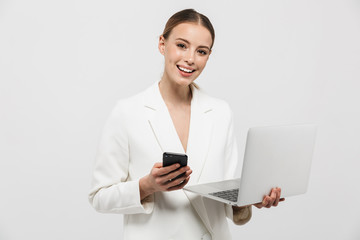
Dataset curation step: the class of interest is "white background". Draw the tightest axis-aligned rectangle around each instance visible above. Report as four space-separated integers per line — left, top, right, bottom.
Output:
0 0 359 239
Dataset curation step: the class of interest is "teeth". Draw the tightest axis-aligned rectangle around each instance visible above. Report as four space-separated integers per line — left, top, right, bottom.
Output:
179 66 193 73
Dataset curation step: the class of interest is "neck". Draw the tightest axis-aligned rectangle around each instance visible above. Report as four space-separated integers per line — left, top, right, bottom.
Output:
158 77 192 107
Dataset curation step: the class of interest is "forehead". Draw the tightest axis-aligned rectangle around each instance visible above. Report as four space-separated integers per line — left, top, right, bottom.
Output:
168 22 213 48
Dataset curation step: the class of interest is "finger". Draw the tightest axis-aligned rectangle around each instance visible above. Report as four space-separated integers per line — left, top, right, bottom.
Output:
167 166 190 180
261 189 272 208
273 188 281 206
279 198 285 202
158 167 190 184
157 163 181 176
267 189 277 207
260 196 269 208
167 175 191 191
167 170 192 188
153 162 163 168
172 176 190 189
277 188 282 204
265 196 273 208
150 164 163 179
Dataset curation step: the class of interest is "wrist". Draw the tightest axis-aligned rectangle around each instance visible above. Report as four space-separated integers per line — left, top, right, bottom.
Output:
139 175 155 200
232 205 250 212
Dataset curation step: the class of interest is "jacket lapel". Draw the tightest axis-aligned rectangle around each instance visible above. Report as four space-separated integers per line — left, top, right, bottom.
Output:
186 85 213 184
183 85 215 234
143 81 215 234
144 81 185 154
143 81 214 181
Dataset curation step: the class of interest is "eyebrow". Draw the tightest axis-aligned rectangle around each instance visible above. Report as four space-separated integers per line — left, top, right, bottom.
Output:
176 38 211 51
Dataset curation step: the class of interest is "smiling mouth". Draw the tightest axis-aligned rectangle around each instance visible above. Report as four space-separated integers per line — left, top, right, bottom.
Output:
177 65 195 73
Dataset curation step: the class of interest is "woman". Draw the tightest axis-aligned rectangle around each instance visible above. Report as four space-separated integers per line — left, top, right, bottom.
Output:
89 9 283 240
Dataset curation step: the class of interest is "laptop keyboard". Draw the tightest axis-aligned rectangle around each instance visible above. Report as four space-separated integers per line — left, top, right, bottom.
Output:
209 188 239 202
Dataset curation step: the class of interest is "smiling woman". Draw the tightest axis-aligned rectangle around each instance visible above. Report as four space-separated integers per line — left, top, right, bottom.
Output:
88 8 283 240
159 22 212 88
159 9 214 91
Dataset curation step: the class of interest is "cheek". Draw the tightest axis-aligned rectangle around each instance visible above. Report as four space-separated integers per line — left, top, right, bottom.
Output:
198 57 209 69
165 47 182 63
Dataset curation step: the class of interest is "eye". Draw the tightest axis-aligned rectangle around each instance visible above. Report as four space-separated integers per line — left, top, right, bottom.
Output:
198 49 208 55
177 43 186 49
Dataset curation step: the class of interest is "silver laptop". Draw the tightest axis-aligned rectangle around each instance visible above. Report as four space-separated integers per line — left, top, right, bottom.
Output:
184 124 317 206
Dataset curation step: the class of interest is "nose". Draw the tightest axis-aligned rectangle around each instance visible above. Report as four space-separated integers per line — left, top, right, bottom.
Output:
184 50 195 65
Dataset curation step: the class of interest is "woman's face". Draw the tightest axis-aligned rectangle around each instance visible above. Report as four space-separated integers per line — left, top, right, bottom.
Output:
159 22 212 87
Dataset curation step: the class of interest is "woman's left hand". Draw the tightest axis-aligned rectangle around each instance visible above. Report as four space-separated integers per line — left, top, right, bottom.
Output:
253 187 285 209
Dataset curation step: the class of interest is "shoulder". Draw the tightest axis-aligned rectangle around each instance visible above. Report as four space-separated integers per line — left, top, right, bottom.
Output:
196 87 233 119
110 84 152 116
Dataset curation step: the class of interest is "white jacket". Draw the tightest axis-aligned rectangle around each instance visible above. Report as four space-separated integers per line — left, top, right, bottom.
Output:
89 81 252 240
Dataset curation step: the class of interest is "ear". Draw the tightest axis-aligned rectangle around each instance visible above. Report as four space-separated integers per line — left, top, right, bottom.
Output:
158 35 165 55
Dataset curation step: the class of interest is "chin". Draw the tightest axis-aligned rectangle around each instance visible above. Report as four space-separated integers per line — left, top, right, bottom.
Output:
176 78 195 87
176 75 199 86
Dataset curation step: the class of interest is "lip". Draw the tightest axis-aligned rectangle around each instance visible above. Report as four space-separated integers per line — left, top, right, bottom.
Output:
177 65 196 77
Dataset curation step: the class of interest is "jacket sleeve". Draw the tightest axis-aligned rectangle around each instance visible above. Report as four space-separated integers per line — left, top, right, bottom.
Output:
223 104 252 225
88 101 154 214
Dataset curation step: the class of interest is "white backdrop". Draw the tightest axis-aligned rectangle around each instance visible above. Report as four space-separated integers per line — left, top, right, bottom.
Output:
0 0 359 239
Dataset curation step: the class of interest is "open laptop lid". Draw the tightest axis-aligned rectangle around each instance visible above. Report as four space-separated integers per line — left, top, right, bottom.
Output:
183 124 317 207
237 124 317 206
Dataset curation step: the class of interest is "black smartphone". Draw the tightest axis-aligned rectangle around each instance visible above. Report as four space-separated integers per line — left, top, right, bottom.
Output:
162 152 188 180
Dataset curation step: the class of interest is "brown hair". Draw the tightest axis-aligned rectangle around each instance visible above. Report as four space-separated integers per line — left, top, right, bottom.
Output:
162 9 215 49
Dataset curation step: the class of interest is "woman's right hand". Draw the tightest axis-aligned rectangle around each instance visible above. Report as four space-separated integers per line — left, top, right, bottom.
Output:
139 162 192 200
